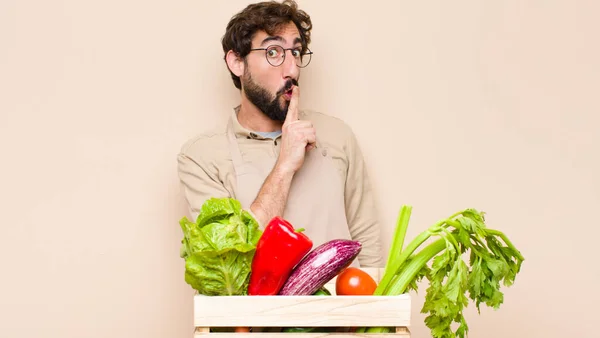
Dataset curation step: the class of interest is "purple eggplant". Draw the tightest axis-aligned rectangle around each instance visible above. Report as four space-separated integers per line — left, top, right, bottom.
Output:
278 239 362 295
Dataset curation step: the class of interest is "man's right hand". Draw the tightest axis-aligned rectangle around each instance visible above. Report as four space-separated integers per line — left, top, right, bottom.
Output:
275 86 316 174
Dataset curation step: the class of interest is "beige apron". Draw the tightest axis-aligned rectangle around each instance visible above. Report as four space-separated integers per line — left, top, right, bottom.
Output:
226 114 360 267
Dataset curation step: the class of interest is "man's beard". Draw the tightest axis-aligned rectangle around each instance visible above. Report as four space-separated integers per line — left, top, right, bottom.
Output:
242 71 298 122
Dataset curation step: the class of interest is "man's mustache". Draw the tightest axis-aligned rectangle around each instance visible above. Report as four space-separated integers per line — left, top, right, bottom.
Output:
276 79 299 96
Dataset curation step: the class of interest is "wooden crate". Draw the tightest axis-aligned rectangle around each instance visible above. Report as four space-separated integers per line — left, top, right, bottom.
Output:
193 268 411 337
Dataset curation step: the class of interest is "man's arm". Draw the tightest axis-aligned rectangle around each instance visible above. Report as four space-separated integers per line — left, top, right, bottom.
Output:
344 127 384 268
249 86 316 225
249 166 294 225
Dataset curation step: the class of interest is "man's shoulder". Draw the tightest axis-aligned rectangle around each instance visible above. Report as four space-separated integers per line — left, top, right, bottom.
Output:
179 126 229 161
303 109 353 138
303 109 350 131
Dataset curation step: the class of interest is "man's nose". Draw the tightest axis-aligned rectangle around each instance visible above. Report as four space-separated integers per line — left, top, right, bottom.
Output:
281 50 299 78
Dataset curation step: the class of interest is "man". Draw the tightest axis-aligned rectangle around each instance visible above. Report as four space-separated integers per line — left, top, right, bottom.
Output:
177 0 382 267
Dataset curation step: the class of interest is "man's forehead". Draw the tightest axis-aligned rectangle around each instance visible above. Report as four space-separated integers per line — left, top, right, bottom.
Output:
252 24 301 46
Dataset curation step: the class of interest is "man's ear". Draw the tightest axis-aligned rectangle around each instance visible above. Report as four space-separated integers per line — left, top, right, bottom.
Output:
225 50 244 77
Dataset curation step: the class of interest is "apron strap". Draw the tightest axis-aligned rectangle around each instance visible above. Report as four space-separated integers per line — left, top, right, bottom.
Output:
226 118 245 170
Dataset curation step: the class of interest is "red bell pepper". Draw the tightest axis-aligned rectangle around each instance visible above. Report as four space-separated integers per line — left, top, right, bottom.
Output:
248 216 313 295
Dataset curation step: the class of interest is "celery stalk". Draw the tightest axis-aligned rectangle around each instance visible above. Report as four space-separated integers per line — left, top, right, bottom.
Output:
384 206 412 271
377 209 464 295
375 222 441 295
381 239 445 296
375 231 429 295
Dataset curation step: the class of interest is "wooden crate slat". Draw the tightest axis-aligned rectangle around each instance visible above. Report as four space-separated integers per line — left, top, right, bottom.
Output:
194 294 411 327
194 331 410 337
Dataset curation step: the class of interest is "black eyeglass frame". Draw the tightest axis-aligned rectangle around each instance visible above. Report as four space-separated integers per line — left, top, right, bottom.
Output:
248 45 313 68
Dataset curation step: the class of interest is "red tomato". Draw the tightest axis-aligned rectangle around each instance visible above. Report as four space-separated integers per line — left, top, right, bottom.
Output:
335 267 378 295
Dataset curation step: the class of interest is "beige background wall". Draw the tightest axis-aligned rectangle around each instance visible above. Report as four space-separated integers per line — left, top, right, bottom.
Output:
1 0 598 337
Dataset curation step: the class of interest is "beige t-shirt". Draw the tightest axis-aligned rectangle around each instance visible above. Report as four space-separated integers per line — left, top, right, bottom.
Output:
177 109 383 267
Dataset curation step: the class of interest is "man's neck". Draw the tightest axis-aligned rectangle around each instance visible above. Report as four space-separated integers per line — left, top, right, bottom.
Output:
237 95 283 132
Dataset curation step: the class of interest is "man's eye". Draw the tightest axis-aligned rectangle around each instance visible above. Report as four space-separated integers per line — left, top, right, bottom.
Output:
267 49 279 58
292 49 302 58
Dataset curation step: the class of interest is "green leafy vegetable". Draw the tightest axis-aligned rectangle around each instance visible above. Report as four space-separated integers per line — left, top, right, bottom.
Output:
179 197 262 296
359 206 524 337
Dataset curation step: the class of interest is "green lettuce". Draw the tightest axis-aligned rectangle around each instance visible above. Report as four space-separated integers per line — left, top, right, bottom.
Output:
179 197 262 296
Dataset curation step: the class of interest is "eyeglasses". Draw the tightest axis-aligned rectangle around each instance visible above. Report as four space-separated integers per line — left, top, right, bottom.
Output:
248 45 313 68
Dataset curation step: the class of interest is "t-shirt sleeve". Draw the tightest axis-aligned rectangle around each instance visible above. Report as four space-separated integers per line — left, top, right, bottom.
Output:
343 127 384 268
177 152 231 222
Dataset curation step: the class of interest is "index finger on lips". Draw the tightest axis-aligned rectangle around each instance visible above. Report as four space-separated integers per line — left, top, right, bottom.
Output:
284 86 300 124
